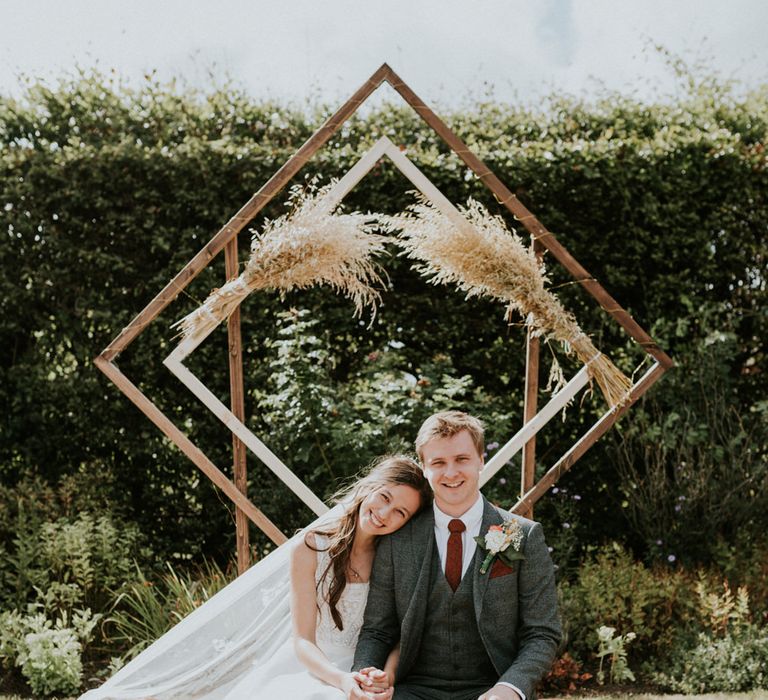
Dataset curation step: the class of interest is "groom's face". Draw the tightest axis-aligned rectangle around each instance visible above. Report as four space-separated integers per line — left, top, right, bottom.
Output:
420 429 484 517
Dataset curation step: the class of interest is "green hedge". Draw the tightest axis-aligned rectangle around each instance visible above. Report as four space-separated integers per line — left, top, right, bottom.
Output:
1 71 766 564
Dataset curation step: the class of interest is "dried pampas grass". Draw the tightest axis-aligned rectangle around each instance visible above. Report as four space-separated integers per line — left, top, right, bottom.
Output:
175 183 387 341
384 195 632 408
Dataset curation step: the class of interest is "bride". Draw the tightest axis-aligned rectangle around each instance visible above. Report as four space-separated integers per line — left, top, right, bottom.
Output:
222 455 431 699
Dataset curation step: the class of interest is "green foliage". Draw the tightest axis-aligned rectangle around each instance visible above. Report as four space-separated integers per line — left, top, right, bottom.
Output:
0 607 99 696
534 485 583 577
0 476 146 612
708 532 768 619
251 308 515 531
558 543 698 662
595 625 636 685
106 559 233 660
653 581 768 693
0 476 148 696
611 330 768 565
0 67 766 563
654 626 768 693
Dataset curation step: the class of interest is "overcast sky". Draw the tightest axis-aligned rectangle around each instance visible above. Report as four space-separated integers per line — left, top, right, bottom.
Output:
1 0 767 107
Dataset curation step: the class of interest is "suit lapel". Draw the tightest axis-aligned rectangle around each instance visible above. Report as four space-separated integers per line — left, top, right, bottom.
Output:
399 509 435 671
472 497 505 623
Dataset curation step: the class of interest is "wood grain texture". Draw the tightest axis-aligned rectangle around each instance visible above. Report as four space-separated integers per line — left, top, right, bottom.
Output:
100 64 391 363
225 239 251 574
520 247 542 519
94 356 287 545
511 362 666 515
381 64 672 371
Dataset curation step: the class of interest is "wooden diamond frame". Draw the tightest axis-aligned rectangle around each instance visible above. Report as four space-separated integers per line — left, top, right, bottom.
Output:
95 64 673 571
163 135 594 514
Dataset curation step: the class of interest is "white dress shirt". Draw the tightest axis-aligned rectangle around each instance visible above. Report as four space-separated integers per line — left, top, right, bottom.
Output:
433 496 484 579
432 496 526 700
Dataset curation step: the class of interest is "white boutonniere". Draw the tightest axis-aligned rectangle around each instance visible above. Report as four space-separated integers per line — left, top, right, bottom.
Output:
474 519 525 574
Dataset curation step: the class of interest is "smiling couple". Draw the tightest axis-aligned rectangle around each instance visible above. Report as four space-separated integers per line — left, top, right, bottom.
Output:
225 410 560 700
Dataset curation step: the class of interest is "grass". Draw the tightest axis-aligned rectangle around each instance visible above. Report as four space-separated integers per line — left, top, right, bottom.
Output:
544 693 768 700
3 692 766 700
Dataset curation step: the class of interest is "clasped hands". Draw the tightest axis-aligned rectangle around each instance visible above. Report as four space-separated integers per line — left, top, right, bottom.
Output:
346 669 520 700
343 667 392 699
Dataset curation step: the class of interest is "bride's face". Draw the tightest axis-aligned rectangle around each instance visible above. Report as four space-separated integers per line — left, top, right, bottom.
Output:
357 483 422 536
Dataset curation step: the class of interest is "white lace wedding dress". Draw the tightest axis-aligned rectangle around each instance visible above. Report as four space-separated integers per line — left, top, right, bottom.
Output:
223 535 369 699
79 507 366 700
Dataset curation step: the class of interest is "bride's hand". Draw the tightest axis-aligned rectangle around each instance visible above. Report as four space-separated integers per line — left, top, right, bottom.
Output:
357 667 389 687
352 667 393 698
341 672 376 699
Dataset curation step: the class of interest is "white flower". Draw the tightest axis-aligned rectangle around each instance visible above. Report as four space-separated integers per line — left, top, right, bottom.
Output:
597 625 616 641
485 529 508 552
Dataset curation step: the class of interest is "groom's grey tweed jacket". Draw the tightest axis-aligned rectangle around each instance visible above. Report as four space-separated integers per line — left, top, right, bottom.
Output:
353 497 562 699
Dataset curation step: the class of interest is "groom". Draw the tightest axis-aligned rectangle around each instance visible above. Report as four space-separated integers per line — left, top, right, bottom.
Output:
352 410 561 700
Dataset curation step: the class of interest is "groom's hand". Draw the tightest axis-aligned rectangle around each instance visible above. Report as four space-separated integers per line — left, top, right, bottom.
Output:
478 685 521 700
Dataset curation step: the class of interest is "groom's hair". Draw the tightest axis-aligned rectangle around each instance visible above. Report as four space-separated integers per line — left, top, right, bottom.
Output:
415 410 485 462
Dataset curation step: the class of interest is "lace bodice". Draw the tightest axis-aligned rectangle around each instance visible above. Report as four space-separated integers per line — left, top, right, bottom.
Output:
313 536 369 653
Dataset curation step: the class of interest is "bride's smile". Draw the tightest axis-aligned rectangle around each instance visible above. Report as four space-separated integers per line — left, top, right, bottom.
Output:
358 484 422 537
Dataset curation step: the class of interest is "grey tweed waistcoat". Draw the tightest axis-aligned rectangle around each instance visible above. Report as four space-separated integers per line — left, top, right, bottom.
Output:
406 546 497 691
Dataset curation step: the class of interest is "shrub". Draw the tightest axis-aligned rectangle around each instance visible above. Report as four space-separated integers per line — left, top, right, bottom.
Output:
1 509 145 613
2 68 766 559
0 473 147 610
612 331 768 566
558 542 698 662
653 576 768 693
539 652 592 695
0 607 99 696
654 625 768 693
0 483 147 696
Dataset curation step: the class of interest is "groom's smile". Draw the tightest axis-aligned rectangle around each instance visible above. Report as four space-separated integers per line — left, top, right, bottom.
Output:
420 430 484 517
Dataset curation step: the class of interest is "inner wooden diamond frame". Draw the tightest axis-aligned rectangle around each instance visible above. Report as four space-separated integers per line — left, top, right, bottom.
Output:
163 135 595 514
95 64 673 547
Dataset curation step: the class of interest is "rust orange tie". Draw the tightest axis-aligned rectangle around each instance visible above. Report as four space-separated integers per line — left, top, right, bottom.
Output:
446 518 466 592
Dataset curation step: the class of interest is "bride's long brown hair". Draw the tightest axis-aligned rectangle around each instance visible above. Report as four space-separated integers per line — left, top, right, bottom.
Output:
307 455 431 630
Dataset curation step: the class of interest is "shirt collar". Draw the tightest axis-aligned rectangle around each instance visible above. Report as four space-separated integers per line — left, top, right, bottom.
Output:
433 494 484 531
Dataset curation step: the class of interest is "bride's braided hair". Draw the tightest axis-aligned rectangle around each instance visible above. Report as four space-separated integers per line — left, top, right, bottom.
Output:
306 455 431 630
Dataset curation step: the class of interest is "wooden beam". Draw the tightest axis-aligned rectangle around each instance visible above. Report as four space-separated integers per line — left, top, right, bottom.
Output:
511 362 666 514
164 349 329 516
100 64 392 363
480 365 590 487
93 356 287 546
381 64 672 371
224 239 250 575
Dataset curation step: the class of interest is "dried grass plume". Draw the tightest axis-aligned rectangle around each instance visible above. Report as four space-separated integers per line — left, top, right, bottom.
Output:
383 195 632 408
175 183 387 341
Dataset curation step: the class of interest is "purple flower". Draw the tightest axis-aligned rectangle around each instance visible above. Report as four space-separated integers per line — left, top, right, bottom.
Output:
674 504 682 512
573 494 582 501
552 487 559 494
562 522 571 529
656 539 663 546
499 477 507 485
487 441 500 452
667 554 676 563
